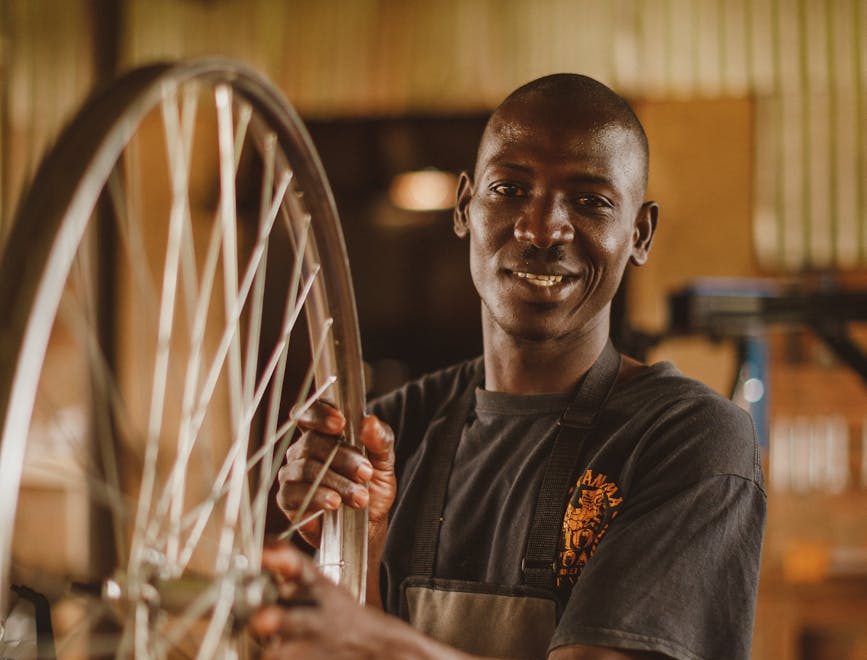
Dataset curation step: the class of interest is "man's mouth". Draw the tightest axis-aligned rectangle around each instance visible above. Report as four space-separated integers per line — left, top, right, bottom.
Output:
512 271 566 287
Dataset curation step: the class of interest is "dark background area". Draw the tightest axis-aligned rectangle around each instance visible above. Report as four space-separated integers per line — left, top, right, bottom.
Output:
307 116 488 395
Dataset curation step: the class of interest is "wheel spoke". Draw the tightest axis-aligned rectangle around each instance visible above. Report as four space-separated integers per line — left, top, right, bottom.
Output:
215 85 244 431
144 211 223 565
19 461 131 524
279 507 325 540
198 344 339 533
22 383 132 517
56 288 143 465
182 182 291 461
236 134 277 559
170 81 201 336
160 82 200 569
111 141 159 325
128 83 195 579
157 579 221 656
55 261 139 546
175 323 332 574
176 373 336 552
195 579 235 660
251 213 311 562
149 169 292 570
133 600 150 659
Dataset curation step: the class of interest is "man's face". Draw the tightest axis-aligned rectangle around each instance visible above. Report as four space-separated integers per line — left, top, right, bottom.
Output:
454 102 656 343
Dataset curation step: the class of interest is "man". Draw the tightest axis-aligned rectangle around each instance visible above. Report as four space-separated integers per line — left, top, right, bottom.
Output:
260 74 766 659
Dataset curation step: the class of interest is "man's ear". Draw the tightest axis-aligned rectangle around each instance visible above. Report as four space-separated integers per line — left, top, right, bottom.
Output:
453 171 473 239
630 201 658 266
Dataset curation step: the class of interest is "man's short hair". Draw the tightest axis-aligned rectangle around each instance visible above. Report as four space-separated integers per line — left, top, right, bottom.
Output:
482 73 649 192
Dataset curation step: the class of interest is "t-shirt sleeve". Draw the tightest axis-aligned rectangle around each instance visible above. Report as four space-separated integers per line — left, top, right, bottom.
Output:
549 397 767 660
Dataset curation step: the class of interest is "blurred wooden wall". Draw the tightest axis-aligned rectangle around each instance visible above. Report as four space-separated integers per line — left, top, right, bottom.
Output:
1 0 865 272
0 1 95 241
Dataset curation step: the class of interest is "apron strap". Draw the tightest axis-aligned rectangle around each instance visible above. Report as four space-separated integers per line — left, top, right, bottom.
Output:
522 340 622 589
408 365 482 577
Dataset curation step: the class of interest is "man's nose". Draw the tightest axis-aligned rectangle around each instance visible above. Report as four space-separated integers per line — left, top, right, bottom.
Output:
513 198 575 248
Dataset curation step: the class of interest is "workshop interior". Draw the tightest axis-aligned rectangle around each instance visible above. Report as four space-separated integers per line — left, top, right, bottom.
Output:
1 1 865 658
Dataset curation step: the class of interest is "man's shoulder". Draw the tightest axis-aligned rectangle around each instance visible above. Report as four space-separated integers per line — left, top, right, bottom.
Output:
611 360 762 486
617 360 749 421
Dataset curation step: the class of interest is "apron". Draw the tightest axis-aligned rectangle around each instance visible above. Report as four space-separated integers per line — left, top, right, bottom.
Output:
398 341 622 659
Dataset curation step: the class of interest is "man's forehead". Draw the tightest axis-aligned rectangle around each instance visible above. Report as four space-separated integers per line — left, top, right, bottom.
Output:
477 113 643 175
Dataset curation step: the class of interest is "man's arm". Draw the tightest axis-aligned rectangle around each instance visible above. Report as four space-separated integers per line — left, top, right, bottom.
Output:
250 543 471 659
549 646 666 660
250 544 667 660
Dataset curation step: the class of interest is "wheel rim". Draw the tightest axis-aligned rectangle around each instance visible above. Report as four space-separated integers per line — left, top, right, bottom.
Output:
0 59 366 657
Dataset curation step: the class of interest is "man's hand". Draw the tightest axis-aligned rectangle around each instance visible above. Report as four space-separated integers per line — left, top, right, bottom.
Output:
250 544 469 660
276 401 396 548
250 542 383 659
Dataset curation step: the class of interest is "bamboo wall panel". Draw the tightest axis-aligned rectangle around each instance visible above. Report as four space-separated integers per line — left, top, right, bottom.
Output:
0 0 94 242
1 0 865 271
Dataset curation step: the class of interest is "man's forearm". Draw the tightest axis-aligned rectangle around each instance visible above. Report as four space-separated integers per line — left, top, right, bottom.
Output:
365 521 388 608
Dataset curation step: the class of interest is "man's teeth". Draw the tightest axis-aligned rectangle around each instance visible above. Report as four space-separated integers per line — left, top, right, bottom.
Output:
514 272 564 287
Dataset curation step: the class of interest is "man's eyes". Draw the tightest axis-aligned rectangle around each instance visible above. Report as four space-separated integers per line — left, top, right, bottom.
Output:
489 182 526 197
574 194 612 209
487 185 612 209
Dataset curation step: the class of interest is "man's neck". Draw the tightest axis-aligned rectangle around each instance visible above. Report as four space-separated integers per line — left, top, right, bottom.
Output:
481 315 611 395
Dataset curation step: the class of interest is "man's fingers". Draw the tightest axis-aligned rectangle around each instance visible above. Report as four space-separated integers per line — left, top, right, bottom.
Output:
249 605 283 638
251 605 323 639
277 481 341 514
279 460 369 508
290 433 373 483
359 415 395 469
251 544 330 637
262 542 307 579
276 431 376 542
354 415 397 527
261 640 326 660
292 399 345 433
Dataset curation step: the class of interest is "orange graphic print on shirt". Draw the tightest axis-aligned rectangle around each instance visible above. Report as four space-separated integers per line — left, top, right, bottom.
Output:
555 468 623 589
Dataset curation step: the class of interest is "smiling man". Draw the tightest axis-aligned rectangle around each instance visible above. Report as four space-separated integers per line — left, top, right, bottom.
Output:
267 74 766 660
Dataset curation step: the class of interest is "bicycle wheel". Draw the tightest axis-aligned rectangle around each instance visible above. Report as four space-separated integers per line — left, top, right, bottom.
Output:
0 59 367 658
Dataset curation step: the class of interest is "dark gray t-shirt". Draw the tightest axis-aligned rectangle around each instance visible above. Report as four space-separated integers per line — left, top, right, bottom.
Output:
373 358 766 660
435 388 568 583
